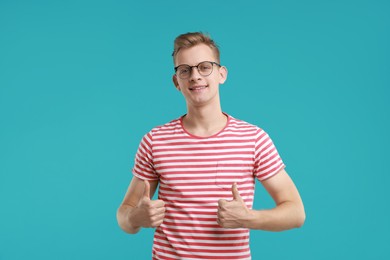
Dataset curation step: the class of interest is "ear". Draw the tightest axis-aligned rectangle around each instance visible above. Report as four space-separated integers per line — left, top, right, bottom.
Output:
172 75 181 91
218 66 228 84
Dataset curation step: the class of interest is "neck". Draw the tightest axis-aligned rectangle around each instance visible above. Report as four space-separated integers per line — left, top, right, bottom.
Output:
183 104 227 137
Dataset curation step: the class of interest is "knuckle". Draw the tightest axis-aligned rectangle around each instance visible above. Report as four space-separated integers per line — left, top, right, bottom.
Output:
151 218 164 228
143 199 151 207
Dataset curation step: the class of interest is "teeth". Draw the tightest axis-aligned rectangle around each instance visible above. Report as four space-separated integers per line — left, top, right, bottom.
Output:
190 86 207 90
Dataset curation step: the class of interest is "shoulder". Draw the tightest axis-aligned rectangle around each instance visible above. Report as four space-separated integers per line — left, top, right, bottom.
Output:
145 117 183 138
227 114 264 133
225 115 273 144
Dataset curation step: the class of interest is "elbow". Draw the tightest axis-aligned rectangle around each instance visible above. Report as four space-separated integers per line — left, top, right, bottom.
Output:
119 225 139 234
296 212 306 228
116 206 140 234
295 205 306 228
116 207 128 232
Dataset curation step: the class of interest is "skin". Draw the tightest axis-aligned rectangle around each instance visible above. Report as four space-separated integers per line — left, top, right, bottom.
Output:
117 43 305 234
117 178 163 234
217 171 305 231
172 43 229 137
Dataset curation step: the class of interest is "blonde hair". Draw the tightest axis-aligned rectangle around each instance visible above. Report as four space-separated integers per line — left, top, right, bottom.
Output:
172 32 220 63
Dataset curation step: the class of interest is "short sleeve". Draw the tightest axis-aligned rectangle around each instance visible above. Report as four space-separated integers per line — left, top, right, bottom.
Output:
132 131 159 181
253 129 285 181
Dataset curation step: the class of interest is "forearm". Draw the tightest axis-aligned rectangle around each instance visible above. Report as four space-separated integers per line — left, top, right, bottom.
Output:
244 201 305 231
116 205 141 234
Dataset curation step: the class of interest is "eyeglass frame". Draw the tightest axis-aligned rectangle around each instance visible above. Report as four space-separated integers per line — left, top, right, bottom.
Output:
174 61 222 79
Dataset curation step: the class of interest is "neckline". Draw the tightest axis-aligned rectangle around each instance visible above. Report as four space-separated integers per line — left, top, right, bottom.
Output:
179 112 230 139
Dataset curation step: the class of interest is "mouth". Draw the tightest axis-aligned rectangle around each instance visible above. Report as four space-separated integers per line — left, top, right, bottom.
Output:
189 85 208 91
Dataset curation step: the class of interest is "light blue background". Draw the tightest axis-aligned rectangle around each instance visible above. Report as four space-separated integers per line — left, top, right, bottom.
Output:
1 0 389 259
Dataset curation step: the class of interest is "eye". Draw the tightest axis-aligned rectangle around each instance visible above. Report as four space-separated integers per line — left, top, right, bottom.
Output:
199 63 212 71
178 67 190 74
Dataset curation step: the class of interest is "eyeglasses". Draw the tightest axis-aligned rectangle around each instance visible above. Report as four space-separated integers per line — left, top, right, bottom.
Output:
174 61 221 79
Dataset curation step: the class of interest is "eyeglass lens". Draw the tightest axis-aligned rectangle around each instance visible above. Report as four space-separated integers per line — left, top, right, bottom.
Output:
176 61 214 79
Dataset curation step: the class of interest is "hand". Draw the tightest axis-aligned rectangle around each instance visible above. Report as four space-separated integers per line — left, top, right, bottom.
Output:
217 183 250 228
131 180 165 228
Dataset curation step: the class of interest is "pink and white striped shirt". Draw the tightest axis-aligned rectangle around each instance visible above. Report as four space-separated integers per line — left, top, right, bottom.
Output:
133 114 285 260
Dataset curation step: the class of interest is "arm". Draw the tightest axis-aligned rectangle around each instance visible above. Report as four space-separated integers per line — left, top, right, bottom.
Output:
116 176 165 234
217 169 305 231
247 169 305 231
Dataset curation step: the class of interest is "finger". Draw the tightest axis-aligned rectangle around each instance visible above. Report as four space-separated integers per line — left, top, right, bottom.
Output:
155 207 166 215
151 217 165 228
218 199 227 208
149 205 166 215
150 211 165 227
151 199 165 208
216 217 222 227
216 216 226 228
143 180 150 199
231 183 241 201
144 206 164 219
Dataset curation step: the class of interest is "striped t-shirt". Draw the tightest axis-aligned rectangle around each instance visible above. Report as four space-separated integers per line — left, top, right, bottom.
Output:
132 114 285 260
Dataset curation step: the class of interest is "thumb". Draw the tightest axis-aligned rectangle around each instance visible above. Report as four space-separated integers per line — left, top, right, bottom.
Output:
231 183 242 201
143 180 151 199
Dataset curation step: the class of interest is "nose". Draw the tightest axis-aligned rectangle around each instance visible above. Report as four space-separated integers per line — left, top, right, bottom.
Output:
188 66 202 81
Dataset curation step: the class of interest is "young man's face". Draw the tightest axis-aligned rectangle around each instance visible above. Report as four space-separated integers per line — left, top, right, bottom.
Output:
173 44 227 108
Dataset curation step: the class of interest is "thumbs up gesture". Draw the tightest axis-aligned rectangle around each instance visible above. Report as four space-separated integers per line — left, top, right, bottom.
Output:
133 180 166 228
217 183 250 228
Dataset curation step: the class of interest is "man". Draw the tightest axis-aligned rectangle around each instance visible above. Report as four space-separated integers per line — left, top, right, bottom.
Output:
117 32 305 260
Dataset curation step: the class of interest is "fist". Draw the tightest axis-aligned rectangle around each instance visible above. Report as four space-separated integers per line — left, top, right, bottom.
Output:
134 180 166 228
217 183 249 228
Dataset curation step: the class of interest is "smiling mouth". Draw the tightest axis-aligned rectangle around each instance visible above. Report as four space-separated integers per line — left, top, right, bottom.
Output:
189 85 208 91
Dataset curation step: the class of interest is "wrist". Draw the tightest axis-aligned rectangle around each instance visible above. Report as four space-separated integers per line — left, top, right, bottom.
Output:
242 209 264 230
233 208 253 229
127 207 142 232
